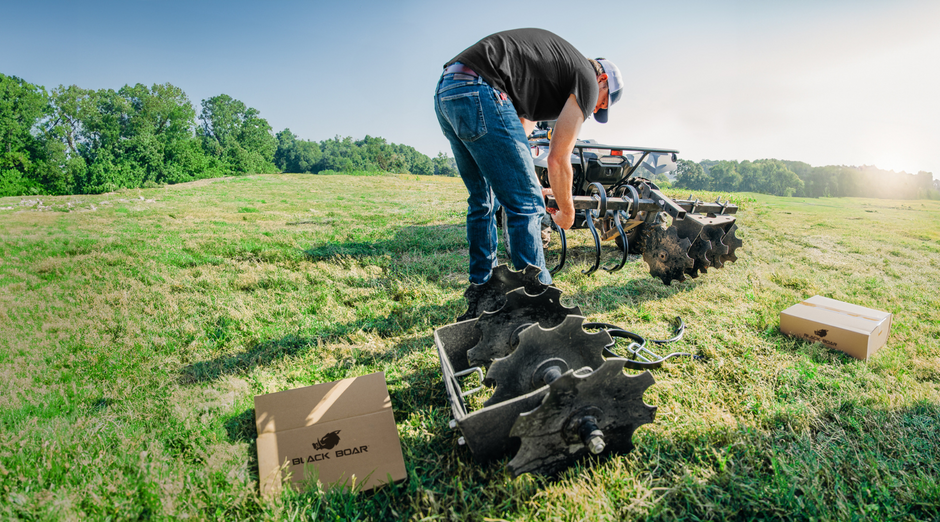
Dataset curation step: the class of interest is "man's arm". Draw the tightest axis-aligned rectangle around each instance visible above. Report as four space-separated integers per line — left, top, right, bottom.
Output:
519 117 536 138
545 94 584 230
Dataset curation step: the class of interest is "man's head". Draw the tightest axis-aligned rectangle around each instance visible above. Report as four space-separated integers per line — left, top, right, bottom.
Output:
589 58 623 124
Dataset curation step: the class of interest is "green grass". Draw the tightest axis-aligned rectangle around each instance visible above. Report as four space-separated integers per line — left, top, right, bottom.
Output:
0 174 938 521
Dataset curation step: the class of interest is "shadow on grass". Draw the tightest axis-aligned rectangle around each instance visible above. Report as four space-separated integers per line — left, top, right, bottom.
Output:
303 224 466 261
182 253 702 389
216 346 453 439
224 407 258 444
179 300 458 385
183 217 939 517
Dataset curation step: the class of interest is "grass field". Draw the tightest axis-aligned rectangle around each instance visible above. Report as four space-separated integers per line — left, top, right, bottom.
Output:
1 173 938 521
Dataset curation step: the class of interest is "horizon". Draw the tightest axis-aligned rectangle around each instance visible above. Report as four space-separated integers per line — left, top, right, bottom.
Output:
3 0 937 180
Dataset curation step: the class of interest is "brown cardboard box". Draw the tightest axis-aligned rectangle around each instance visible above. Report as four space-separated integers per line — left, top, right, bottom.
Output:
254 372 407 495
779 295 892 360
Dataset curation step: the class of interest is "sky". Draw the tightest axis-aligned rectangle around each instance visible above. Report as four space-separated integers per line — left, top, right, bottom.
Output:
3 0 938 179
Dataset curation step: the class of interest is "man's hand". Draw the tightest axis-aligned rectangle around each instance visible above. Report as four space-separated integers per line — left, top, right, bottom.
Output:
542 188 575 229
550 206 575 230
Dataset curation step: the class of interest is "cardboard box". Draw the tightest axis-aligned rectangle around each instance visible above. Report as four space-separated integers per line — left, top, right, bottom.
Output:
779 295 892 360
254 372 407 495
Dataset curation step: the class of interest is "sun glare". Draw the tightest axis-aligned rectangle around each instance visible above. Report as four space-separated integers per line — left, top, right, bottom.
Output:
866 147 934 175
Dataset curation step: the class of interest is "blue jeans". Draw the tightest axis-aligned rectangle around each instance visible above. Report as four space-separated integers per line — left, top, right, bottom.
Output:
434 71 552 285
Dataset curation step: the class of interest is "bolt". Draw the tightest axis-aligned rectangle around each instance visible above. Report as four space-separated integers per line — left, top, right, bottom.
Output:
449 419 457 429
578 416 605 454
457 437 466 446
542 366 562 385
586 434 606 454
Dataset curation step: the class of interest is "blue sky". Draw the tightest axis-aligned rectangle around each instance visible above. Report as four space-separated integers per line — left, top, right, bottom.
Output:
3 0 938 178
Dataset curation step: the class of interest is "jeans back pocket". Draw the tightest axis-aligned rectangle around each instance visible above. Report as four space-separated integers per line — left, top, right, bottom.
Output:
438 91 487 142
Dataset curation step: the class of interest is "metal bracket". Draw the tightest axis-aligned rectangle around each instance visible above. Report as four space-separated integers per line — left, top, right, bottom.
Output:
454 367 486 397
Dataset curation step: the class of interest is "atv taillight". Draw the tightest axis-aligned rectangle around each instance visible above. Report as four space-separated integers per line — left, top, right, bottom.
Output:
611 150 623 156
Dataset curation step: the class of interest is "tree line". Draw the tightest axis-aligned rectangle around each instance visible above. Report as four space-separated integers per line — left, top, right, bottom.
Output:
275 131 456 178
1 73 457 197
674 158 937 200
5 72 934 200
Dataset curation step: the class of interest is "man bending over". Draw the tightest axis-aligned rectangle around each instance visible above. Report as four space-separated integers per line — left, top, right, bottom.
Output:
434 28 623 286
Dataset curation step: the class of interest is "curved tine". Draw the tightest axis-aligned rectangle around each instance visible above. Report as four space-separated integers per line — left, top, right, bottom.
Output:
603 210 630 272
548 216 567 275
649 316 686 345
589 182 607 218
624 184 640 220
582 209 602 275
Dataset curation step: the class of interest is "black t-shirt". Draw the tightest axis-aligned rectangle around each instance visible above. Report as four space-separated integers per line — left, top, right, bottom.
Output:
447 28 598 122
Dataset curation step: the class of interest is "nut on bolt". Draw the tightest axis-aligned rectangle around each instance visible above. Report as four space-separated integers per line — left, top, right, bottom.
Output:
586 434 605 454
579 416 605 455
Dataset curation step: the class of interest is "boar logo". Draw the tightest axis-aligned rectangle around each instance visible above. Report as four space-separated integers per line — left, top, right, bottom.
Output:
814 329 828 338
311 430 341 451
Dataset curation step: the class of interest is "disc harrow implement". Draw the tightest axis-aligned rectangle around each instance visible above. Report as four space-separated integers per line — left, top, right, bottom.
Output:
435 264 699 477
519 134 744 284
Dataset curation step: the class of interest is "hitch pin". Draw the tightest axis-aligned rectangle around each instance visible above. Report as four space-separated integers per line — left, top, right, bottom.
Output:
627 342 664 363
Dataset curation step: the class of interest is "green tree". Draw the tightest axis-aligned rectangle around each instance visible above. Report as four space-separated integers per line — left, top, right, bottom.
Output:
76 88 131 193
914 171 937 199
353 135 433 175
0 73 49 196
39 85 92 194
317 136 367 172
737 160 761 192
275 129 321 173
433 152 457 177
118 83 197 185
274 128 298 171
653 172 671 188
46 85 88 157
674 159 708 191
708 161 741 192
758 159 804 196
198 94 277 174
407 150 433 176
66 83 209 193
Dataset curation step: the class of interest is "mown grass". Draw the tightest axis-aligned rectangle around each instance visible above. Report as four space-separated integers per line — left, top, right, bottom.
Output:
0 174 938 521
